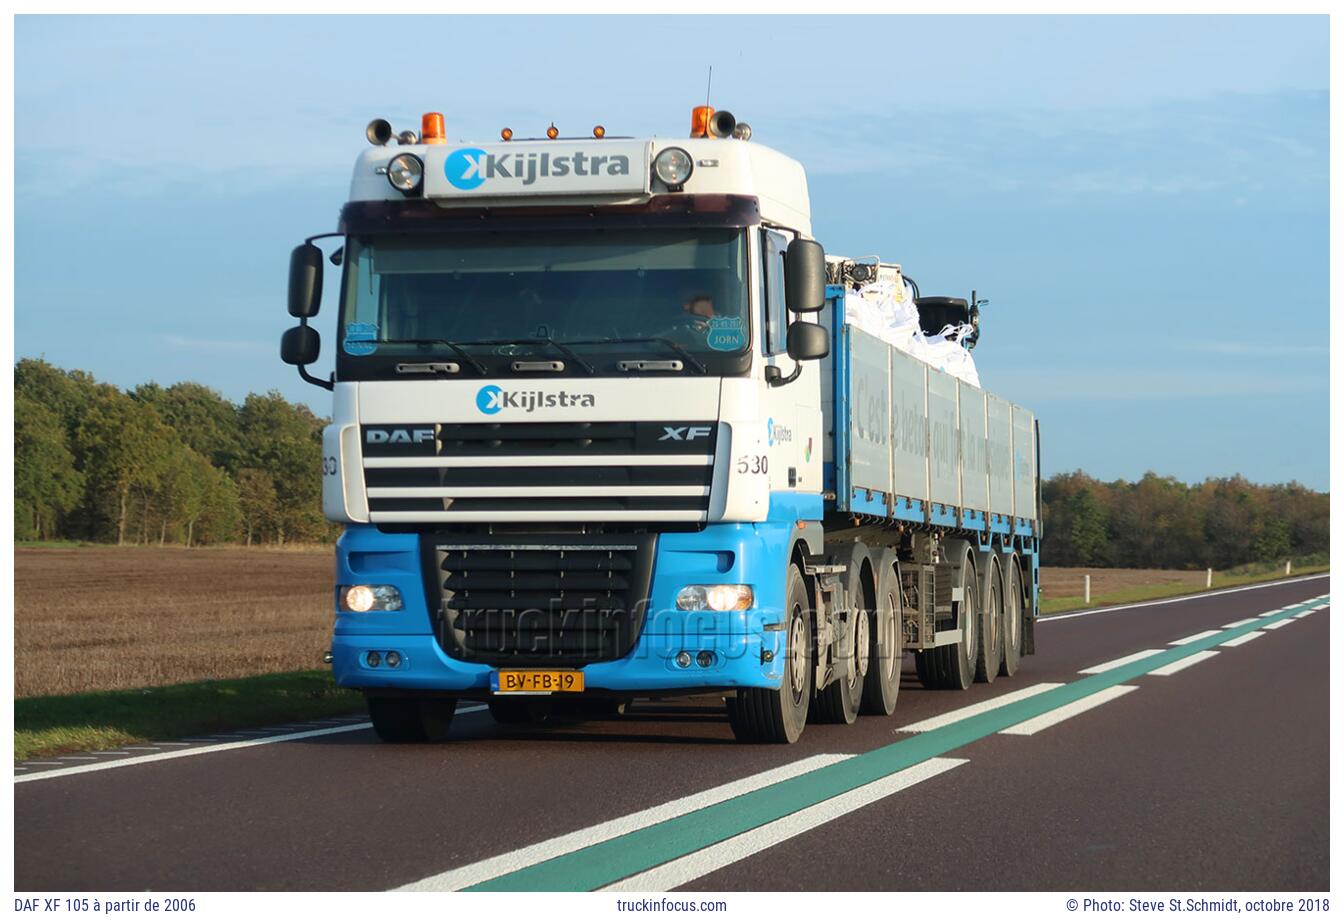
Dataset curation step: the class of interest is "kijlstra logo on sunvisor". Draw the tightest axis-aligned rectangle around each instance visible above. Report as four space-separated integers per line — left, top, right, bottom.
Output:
445 147 633 191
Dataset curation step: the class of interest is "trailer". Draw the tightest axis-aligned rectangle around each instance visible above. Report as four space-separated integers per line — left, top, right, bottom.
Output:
280 104 1041 744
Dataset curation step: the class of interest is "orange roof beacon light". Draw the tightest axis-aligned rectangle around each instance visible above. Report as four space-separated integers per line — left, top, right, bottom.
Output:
690 105 713 138
546 123 560 140
500 127 514 141
421 112 447 145
592 124 606 139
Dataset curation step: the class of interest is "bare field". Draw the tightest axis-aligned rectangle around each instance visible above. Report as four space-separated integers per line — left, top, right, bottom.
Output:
15 546 333 698
1039 566 1206 599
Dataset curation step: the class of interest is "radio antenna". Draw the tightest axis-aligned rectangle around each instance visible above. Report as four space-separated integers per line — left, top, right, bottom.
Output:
705 66 713 108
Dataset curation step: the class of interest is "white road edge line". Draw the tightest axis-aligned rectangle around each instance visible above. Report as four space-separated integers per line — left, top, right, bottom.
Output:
1220 631 1264 648
1000 685 1139 736
14 705 487 784
1169 629 1223 646
395 753 854 891
1149 650 1219 676
1078 650 1164 675
600 758 968 892
1220 617 1260 629
897 683 1064 732
1039 575 1329 623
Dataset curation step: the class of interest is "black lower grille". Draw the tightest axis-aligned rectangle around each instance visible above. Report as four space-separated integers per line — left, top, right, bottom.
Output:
425 535 656 665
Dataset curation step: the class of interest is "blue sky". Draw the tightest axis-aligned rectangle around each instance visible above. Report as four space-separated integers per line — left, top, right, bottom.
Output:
13 14 1330 489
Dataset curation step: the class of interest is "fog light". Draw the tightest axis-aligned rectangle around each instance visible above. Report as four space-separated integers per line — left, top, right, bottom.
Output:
366 651 382 668
675 651 692 668
696 650 714 668
384 651 401 669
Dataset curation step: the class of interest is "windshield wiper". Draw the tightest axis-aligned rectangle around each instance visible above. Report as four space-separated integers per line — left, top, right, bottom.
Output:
568 337 708 374
376 339 488 376
445 336 596 375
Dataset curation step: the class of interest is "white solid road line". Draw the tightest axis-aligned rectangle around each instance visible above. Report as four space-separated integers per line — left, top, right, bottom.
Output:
1221 631 1264 648
1078 650 1164 675
15 704 489 783
1000 685 1139 736
1149 650 1220 676
1040 574 1329 623
1169 629 1223 646
396 753 855 891
897 683 1064 732
600 757 968 892
1262 619 1296 630
1221 617 1260 629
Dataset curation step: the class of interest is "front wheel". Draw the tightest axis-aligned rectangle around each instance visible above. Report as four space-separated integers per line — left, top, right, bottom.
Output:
366 694 457 742
727 565 813 744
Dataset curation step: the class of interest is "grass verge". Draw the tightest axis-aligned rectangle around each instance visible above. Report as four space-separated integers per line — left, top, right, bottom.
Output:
15 670 362 761
1040 565 1329 616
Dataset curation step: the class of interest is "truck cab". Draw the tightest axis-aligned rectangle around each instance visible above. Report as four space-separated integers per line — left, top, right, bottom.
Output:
282 107 1039 745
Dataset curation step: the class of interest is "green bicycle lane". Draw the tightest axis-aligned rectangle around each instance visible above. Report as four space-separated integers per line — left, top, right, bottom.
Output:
470 593 1329 891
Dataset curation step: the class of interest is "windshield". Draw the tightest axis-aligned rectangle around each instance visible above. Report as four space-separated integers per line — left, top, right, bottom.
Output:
338 228 751 374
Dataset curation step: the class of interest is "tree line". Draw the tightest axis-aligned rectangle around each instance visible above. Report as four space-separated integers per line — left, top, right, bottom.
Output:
15 359 332 546
1041 470 1328 569
14 359 1329 566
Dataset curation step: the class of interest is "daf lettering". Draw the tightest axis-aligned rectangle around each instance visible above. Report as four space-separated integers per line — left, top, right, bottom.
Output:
366 428 434 445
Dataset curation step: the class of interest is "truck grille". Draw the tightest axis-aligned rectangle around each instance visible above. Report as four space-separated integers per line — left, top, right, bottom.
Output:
425 536 656 665
363 421 717 523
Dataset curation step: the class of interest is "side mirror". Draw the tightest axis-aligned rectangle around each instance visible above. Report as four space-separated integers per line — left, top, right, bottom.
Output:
784 239 826 313
288 243 324 318
281 325 321 366
786 321 829 361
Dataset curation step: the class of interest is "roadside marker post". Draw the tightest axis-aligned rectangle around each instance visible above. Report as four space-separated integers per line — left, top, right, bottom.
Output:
1206 568 1212 588
1083 574 1091 605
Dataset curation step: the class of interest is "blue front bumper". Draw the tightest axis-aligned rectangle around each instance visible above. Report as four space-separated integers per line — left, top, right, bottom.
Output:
331 515 805 697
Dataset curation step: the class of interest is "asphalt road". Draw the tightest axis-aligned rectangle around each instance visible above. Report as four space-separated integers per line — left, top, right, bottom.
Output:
14 575 1330 892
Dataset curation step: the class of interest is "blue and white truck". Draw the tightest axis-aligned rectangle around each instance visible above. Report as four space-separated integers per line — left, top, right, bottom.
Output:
281 106 1041 744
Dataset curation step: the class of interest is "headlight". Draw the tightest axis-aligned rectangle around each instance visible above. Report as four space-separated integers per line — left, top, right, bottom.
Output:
653 147 693 189
339 585 404 612
386 153 424 194
676 584 754 612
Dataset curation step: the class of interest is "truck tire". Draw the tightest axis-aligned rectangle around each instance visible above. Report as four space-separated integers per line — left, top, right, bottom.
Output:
812 544 871 724
366 694 457 743
727 565 812 743
915 547 978 690
861 550 902 716
999 554 1023 678
975 554 1004 684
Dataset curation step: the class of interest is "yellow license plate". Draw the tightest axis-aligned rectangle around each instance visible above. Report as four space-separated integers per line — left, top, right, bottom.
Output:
492 670 585 695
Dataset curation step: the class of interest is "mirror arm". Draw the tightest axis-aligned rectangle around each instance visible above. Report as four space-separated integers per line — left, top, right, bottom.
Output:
305 231 343 246
298 365 335 391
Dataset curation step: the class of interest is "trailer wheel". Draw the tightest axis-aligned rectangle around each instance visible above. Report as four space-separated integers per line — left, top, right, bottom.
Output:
812 545 871 725
915 549 978 690
366 694 457 743
727 565 812 743
999 555 1023 678
975 555 1004 683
